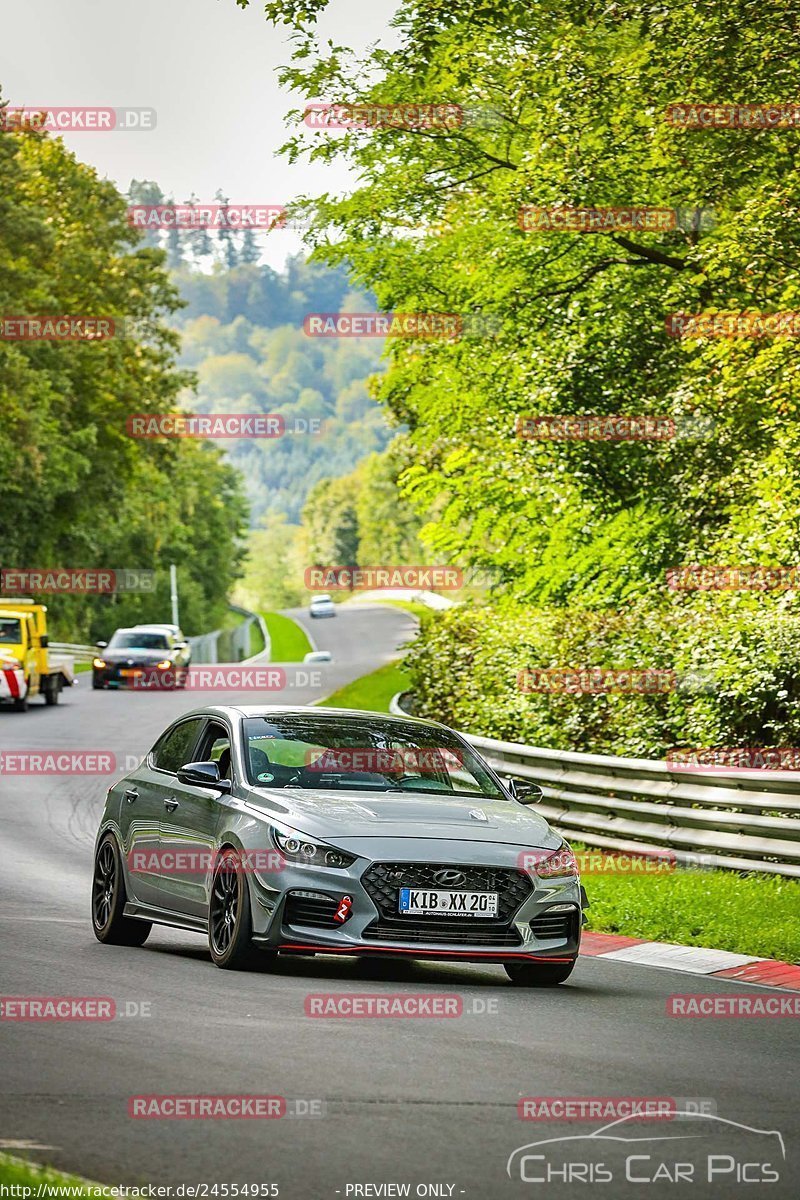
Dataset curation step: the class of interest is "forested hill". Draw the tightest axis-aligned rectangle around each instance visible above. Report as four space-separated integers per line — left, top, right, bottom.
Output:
171 257 391 525
127 180 392 526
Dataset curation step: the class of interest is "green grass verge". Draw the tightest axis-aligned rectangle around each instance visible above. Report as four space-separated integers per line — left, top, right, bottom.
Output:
260 611 313 662
75 661 92 674
318 659 412 713
0 1152 99 1197
578 845 800 961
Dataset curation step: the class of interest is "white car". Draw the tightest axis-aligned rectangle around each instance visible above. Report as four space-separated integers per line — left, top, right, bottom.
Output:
309 595 336 618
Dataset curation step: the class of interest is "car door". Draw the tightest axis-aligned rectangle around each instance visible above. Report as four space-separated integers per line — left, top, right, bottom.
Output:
157 717 231 919
116 738 187 910
136 716 207 911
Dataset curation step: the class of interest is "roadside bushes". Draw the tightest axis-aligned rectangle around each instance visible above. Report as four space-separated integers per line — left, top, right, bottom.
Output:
404 600 800 758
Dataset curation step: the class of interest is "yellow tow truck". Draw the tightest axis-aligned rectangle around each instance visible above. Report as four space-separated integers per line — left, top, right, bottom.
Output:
0 598 75 711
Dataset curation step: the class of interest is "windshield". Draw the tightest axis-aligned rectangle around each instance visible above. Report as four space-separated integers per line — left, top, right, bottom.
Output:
0 618 22 644
109 631 169 650
242 714 505 798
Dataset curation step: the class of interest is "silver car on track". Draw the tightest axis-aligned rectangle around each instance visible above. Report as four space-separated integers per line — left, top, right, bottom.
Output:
92 707 583 985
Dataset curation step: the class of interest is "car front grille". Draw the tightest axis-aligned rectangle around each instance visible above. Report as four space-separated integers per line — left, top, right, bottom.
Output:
360 861 531 947
283 891 340 929
362 920 522 946
530 908 579 941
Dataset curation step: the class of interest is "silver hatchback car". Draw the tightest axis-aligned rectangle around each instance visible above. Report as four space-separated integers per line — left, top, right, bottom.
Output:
92 706 583 985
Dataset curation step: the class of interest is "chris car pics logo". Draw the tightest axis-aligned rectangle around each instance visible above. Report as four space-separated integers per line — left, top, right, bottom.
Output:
506 1112 785 1185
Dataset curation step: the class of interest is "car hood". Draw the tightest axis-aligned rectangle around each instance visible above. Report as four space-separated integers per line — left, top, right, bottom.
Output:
103 648 170 663
242 787 555 846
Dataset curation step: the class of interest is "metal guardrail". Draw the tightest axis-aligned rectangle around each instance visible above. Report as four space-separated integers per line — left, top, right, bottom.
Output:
52 606 270 668
389 693 800 877
189 605 270 664
49 641 95 662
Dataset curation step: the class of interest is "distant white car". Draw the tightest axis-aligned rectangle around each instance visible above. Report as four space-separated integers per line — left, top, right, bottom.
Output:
309 595 336 618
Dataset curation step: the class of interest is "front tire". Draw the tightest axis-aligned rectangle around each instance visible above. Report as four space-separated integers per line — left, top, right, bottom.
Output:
208 849 263 970
505 958 576 987
44 677 60 705
92 834 152 946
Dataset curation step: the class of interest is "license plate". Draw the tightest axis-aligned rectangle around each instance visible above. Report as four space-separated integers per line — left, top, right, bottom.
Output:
398 888 499 917
120 668 143 677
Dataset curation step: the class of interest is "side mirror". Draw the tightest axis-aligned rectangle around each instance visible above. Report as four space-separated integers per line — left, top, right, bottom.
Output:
177 760 232 793
96 640 108 649
39 634 49 647
505 777 544 804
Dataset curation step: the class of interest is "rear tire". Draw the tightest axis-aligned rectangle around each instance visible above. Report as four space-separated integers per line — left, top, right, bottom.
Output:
44 677 60 705
208 849 263 970
505 959 576 987
92 834 152 946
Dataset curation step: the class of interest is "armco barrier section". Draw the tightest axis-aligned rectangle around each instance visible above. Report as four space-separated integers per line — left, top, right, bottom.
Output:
53 606 270 667
471 734 800 877
189 605 269 665
388 694 800 878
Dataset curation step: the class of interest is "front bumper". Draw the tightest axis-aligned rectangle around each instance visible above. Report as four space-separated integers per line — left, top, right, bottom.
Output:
93 663 184 688
247 840 582 964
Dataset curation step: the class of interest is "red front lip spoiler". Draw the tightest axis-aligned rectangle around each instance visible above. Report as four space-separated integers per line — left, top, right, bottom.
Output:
279 940 576 963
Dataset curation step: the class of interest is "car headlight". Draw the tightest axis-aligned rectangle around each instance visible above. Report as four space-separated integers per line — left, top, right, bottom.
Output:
156 660 171 670
273 829 355 868
93 658 107 668
1 657 22 671
534 844 578 879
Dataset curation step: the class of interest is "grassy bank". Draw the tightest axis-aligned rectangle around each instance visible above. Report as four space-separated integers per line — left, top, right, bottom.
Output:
0 1153 98 1197
260 611 313 662
318 659 411 713
579 847 800 962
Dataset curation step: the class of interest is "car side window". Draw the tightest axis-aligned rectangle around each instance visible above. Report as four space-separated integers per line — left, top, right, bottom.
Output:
151 718 204 775
198 722 232 780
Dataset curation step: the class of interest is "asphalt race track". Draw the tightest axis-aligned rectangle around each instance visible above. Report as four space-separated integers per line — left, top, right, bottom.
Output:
0 603 797 1199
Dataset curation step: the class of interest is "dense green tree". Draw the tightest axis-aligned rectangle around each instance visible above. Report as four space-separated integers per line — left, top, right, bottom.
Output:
0 94 248 640
231 0 800 749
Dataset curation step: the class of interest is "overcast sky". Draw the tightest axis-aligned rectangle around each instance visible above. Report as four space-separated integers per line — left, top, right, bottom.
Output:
1 0 398 267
